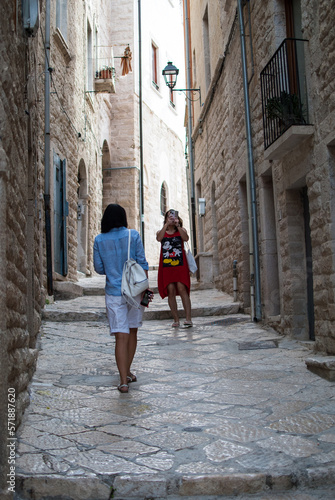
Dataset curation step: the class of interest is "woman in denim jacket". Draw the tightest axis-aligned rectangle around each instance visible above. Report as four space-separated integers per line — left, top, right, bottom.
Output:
93 204 149 393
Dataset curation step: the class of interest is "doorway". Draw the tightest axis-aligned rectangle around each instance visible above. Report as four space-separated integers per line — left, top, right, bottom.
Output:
54 152 68 276
302 186 315 340
285 187 314 340
77 160 89 274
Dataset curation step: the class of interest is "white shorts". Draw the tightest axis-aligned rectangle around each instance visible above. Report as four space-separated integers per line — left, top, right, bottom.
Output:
105 294 144 335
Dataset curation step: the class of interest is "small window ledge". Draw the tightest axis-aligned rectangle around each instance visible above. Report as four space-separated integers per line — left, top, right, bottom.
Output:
264 125 314 161
152 81 160 91
53 28 72 64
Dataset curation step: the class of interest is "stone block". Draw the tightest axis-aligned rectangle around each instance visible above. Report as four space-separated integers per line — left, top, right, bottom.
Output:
53 281 84 300
17 475 111 500
113 474 167 498
195 252 213 285
305 355 335 381
179 473 266 496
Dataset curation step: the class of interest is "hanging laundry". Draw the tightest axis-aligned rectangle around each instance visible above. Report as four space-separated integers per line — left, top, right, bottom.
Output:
120 45 132 76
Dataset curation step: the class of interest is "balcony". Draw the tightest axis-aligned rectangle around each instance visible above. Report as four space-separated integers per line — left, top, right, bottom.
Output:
260 38 313 159
95 66 116 94
94 48 116 94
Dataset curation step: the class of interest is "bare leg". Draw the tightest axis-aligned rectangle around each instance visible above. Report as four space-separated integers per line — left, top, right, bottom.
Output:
127 328 138 378
177 282 192 322
167 283 179 324
115 332 129 386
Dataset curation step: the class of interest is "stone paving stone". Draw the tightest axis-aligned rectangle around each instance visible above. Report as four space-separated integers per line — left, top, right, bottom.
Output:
204 440 252 462
257 435 321 458
267 413 335 434
135 451 175 471
15 281 335 499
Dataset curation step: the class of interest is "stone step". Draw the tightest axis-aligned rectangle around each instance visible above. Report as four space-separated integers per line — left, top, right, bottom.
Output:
42 301 241 322
43 282 241 323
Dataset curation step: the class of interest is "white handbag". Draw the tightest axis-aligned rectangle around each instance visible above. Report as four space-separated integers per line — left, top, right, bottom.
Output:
121 230 149 308
184 241 198 274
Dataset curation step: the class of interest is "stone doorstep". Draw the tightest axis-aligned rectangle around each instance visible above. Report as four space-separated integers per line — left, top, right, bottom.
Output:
144 303 241 320
15 467 335 500
53 280 84 300
305 356 335 381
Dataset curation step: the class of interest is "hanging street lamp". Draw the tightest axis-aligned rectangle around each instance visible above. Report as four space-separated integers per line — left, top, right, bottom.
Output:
162 62 201 104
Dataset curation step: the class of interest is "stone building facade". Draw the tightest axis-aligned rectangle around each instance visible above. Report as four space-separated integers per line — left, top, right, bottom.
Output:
187 0 335 353
105 0 190 265
0 2 42 496
0 1 188 495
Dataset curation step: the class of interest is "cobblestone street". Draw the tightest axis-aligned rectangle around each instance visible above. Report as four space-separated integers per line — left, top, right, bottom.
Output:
15 275 335 499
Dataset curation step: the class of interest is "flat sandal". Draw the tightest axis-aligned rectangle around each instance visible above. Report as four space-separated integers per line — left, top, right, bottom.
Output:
127 373 137 383
118 384 129 393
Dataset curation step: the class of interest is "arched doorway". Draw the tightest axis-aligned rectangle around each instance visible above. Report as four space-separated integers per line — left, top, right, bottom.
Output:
77 160 89 274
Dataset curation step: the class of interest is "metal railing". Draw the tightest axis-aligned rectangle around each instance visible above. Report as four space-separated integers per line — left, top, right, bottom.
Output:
260 38 309 149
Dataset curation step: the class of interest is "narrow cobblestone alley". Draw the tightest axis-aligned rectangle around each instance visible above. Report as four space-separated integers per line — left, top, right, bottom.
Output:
14 274 335 499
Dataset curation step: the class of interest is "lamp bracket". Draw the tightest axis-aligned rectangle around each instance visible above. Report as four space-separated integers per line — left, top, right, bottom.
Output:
171 88 202 106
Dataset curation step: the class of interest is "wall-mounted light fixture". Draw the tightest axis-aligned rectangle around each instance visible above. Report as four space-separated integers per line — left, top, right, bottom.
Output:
198 198 206 216
162 62 201 105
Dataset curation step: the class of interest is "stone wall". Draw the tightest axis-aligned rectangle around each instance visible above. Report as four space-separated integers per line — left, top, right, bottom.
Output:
0 2 42 497
0 1 119 496
189 0 335 352
104 0 190 267
46 0 113 280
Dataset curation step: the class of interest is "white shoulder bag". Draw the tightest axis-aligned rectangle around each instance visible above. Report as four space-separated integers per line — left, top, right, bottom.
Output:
184 241 198 274
121 229 149 308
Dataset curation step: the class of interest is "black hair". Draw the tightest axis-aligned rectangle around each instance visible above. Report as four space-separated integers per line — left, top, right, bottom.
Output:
101 204 128 233
164 209 183 228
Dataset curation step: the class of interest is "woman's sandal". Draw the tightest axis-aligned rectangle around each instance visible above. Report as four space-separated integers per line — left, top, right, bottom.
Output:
171 322 180 327
118 384 129 393
183 321 193 328
127 373 137 383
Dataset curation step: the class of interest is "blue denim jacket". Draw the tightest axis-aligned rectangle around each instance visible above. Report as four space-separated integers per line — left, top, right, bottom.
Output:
93 227 149 296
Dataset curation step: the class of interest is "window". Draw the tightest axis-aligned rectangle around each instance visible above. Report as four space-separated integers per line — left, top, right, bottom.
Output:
152 42 159 89
87 21 93 91
160 182 168 215
56 0 68 42
203 5 211 91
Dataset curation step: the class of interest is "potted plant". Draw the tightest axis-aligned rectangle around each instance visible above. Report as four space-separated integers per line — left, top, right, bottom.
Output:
266 91 306 131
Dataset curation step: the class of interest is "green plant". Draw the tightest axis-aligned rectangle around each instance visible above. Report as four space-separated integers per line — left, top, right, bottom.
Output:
266 90 306 128
109 486 116 499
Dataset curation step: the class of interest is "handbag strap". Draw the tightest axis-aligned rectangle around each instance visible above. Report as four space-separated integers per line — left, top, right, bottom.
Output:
127 229 131 259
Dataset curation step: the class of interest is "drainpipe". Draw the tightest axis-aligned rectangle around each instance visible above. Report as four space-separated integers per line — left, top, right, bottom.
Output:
184 0 197 256
237 0 261 321
233 260 238 302
138 0 145 246
44 0 53 296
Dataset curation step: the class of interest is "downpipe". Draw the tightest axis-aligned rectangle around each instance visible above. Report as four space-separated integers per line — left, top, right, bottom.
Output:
44 0 53 296
184 0 197 256
237 0 261 321
233 260 238 302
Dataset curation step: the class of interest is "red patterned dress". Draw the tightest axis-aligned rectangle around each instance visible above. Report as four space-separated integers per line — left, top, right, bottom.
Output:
158 231 190 299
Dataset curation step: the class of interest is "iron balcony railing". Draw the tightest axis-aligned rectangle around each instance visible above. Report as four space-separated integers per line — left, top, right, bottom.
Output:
260 38 310 149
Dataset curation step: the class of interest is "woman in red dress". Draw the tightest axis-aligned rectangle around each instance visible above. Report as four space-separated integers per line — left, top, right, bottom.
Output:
156 210 192 327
